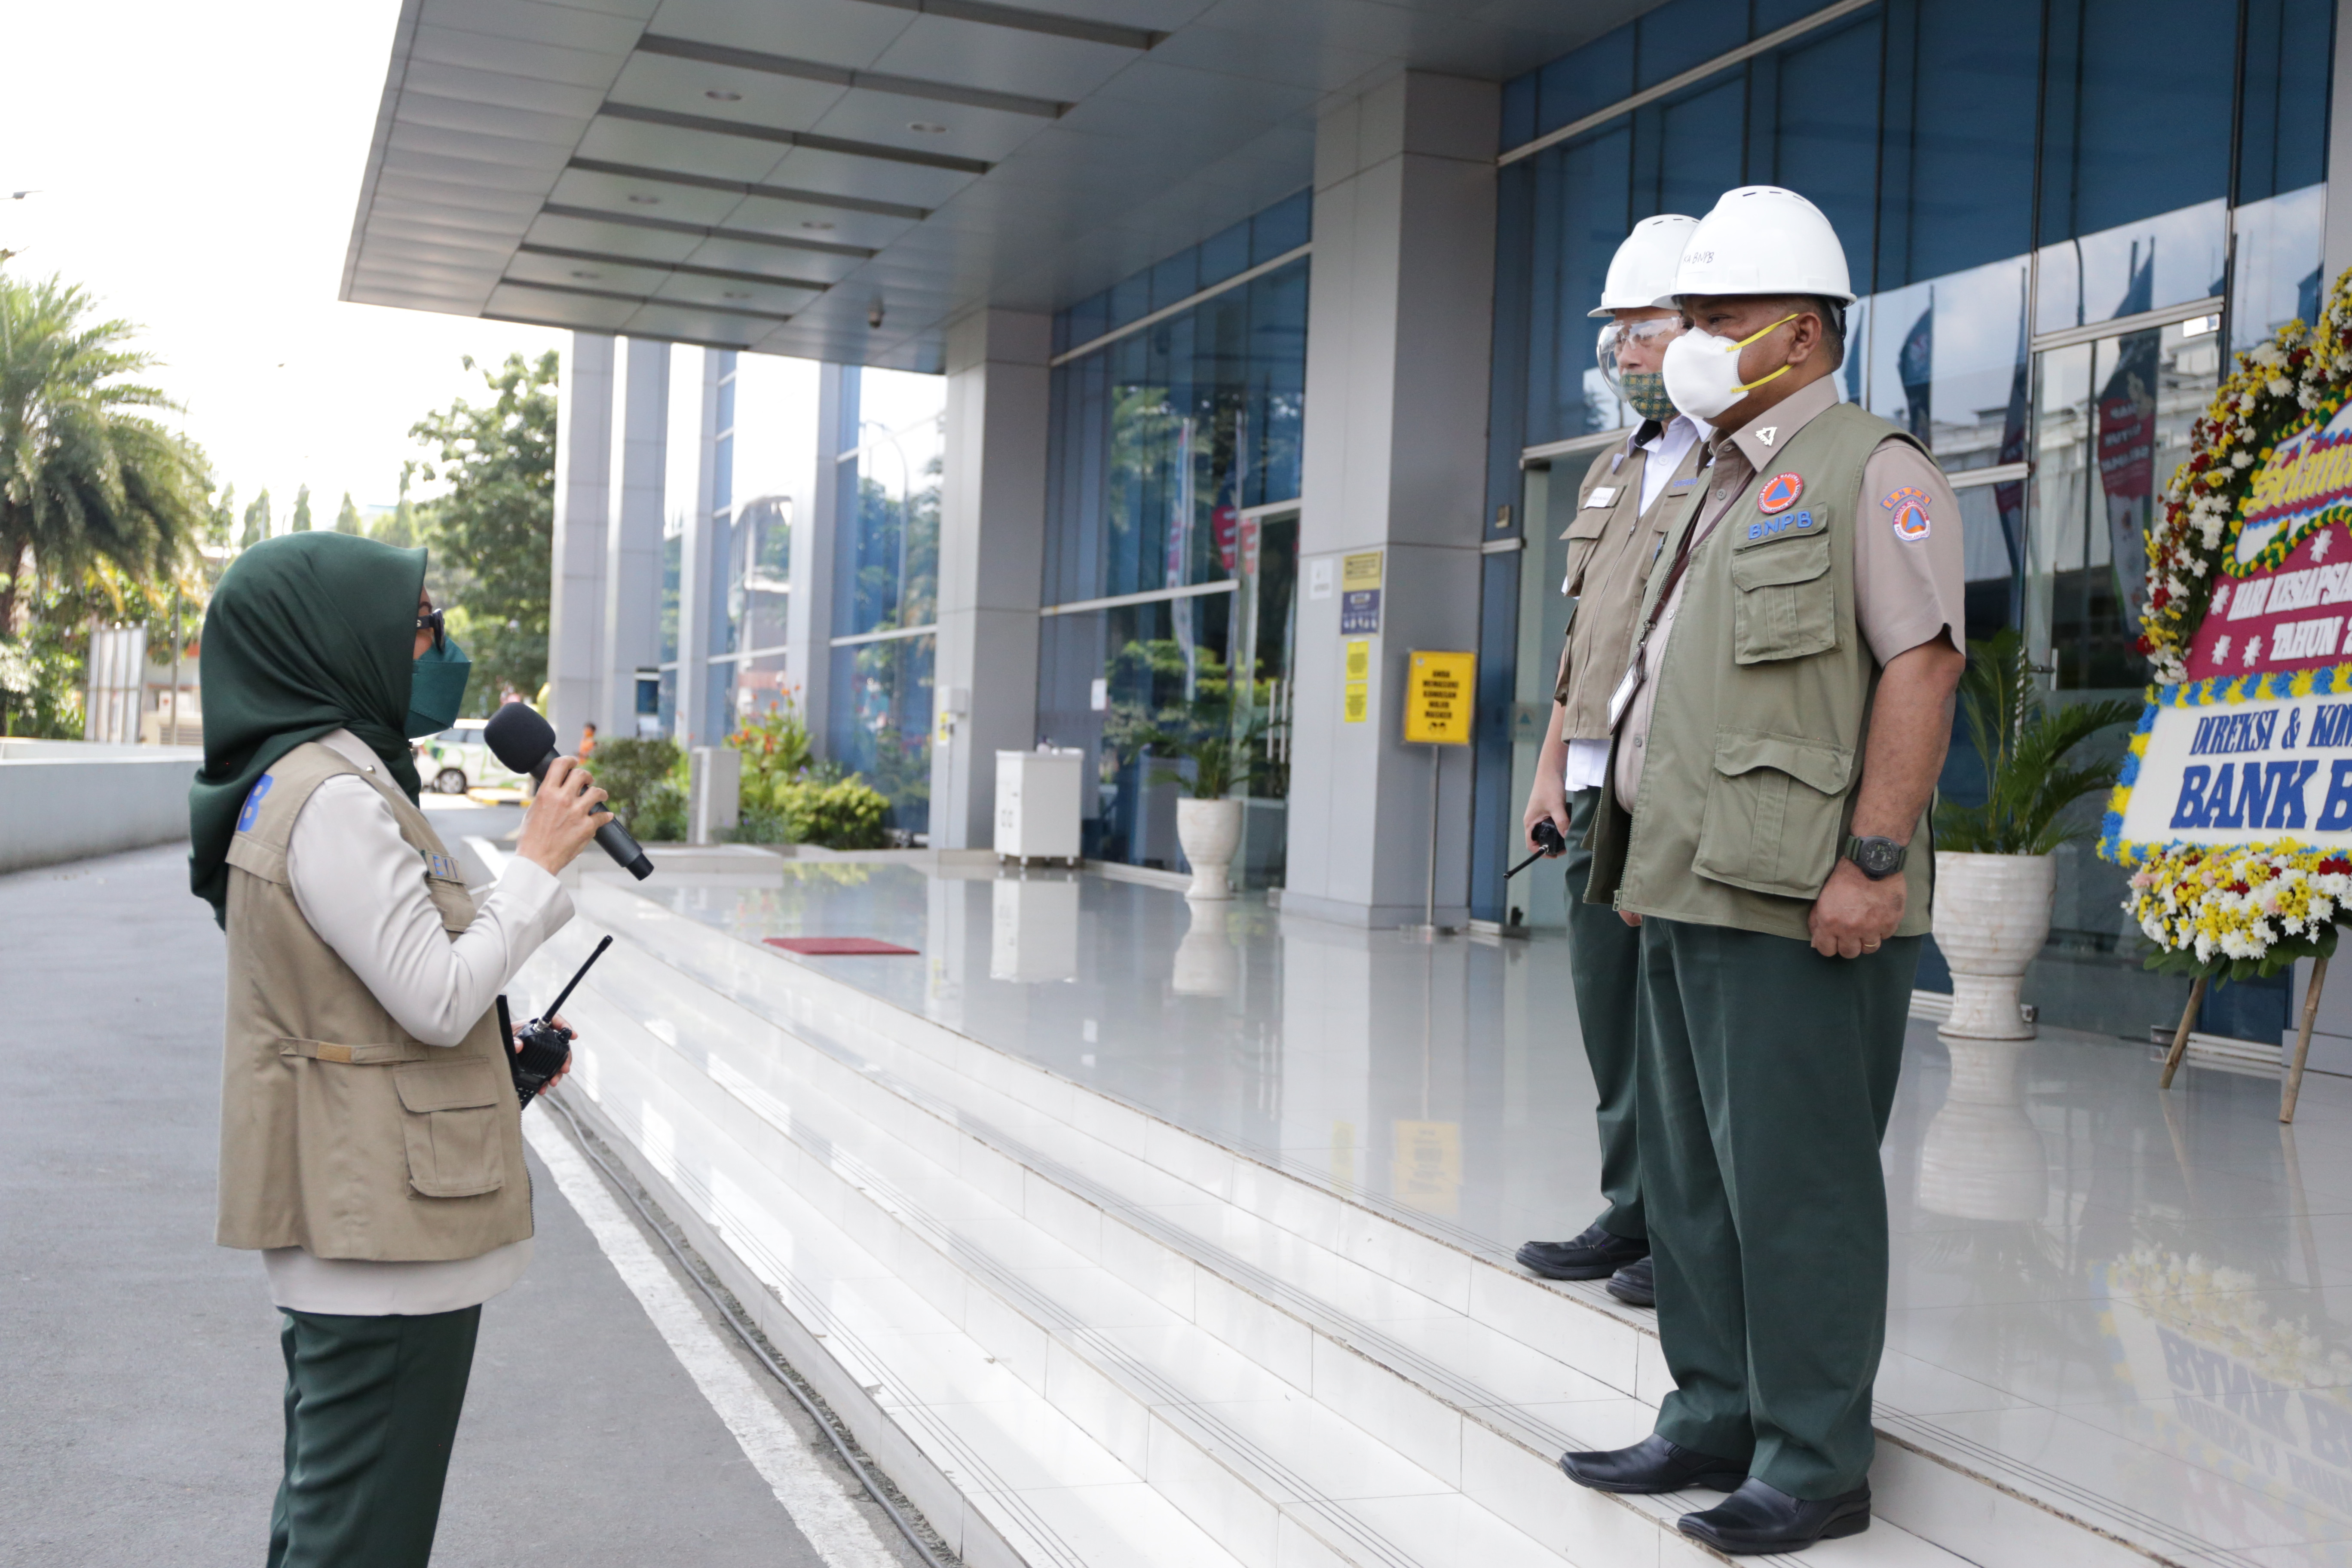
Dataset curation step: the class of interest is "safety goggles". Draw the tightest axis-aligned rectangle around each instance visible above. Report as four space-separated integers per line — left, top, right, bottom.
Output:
1594 316 1687 392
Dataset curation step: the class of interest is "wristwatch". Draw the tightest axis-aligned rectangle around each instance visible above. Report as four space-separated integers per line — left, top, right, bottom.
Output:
1843 834 1907 881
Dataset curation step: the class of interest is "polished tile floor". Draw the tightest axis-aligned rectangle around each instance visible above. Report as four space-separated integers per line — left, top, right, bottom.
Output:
648 861 2352 1565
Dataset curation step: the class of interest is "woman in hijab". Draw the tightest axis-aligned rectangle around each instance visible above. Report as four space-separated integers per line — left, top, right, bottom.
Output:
190 531 611 1568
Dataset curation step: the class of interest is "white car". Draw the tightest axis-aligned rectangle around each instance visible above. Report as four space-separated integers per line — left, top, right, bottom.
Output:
414 718 527 796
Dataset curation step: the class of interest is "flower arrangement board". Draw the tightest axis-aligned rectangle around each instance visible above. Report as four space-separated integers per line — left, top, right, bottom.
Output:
2110 272 2352 871
2113 272 2352 1118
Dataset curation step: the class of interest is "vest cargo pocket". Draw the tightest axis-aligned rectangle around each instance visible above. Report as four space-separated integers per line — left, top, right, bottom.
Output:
1693 729 1854 899
393 1060 508 1198
1729 535 1836 664
1560 508 1612 595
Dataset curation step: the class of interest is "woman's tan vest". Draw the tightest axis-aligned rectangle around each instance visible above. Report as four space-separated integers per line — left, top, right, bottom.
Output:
215 741 532 1261
1588 403 1936 942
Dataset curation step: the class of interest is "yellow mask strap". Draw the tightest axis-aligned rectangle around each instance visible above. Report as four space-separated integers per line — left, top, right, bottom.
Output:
1729 312 1803 394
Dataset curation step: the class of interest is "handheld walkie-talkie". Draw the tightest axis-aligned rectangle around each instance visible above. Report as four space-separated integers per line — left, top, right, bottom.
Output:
505 935 613 1108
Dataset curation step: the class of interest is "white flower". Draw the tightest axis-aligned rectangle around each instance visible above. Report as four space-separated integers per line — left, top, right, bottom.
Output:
2234 451 2254 469
2272 377 2295 398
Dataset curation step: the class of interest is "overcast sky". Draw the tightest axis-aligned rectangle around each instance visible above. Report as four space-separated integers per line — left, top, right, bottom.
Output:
0 0 565 517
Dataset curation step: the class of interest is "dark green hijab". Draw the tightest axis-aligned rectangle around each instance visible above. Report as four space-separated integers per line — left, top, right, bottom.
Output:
189 532 427 925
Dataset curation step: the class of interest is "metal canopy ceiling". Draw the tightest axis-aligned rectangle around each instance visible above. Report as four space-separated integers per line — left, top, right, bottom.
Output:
343 0 1654 371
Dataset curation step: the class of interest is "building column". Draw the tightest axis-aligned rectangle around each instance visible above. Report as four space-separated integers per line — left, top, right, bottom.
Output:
603 337 668 740
792 364 848 755
548 332 612 754
1283 71 1499 928
929 309 1050 850
670 347 723 749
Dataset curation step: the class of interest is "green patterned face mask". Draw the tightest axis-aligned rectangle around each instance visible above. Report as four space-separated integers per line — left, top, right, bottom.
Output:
404 635 472 739
1619 371 1678 423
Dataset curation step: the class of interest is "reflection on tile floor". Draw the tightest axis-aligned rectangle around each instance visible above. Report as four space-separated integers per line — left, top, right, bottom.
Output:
648 862 2352 1562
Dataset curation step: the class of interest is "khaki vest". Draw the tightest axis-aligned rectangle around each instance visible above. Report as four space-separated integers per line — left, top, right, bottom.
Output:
1556 434 1707 738
215 741 532 1261
1589 403 1936 941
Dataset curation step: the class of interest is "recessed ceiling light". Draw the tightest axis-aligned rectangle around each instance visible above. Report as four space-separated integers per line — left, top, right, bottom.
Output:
722 290 751 299
907 122 948 134
705 88 741 101
800 220 836 232
626 193 660 205
571 270 601 279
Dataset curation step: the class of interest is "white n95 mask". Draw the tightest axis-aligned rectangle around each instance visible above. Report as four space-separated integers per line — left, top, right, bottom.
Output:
1660 312 1800 421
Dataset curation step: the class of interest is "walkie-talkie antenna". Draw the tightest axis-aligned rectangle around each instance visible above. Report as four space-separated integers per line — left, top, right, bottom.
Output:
542 935 613 1020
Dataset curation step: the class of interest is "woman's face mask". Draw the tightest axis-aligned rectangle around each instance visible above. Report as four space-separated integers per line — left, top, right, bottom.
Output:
404 634 472 738
1660 311 1802 422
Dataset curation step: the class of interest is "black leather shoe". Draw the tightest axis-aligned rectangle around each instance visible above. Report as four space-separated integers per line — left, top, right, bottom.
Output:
1605 1254 1654 1307
1559 1434 1747 1494
1678 1478 1871 1554
1516 1222 1648 1280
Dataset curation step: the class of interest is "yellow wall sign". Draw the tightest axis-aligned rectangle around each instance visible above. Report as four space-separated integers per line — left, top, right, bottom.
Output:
1343 638 1371 723
1403 650 1475 744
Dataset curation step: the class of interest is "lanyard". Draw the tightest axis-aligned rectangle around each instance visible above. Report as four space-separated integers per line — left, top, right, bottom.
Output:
1608 446 1749 729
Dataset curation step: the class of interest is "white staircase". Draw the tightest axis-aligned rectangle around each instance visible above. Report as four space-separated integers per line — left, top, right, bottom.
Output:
521 875 2174 1568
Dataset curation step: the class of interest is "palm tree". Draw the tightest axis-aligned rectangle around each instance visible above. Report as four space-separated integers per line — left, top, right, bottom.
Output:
0 271 210 631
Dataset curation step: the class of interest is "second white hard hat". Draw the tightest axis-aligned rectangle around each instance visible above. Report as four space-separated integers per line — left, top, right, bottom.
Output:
1588 214 1698 318
1672 186 1855 304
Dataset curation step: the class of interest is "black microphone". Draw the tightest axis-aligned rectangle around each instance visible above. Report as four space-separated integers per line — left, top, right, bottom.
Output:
483 702 655 880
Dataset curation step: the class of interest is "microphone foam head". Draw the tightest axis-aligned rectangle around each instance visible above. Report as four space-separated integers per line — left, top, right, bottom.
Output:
484 701 557 772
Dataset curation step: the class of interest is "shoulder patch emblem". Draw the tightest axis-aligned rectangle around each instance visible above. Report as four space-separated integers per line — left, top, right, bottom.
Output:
1757 472 1804 514
237 774 274 834
1883 485 1932 542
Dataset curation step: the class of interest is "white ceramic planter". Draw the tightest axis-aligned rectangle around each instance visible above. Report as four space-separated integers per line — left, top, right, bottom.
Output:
1176 797 1244 900
1930 851 2056 1041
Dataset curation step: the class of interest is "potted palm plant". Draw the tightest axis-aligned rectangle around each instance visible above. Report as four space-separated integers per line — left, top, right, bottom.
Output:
1931 630 2139 1038
1147 723 1264 900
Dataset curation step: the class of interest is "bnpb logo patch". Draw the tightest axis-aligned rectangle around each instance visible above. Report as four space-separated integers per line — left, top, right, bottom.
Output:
1746 509 1817 542
238 774 274 833
1757 472 1804 514
1883 485 1932 542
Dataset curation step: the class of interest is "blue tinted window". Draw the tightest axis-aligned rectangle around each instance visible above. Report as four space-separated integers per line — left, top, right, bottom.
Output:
1109 270 1152 329
1524 125 1632 447
1151 247 1200 312
1765 13 1881 291
714 357 737 432
1640 77 1745 225
1637 0 1745 89
1198 217 1250 288
1881 0 2039 286
2040 0 2234 241
2239 0 2337 201
1251 189 1312 261
1536 28 1633 136
1751 0 1826 30
1502 70 1537 149
1063 290 1109 353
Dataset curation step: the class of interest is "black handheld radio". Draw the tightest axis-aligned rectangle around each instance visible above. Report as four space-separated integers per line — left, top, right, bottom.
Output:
1504 817 1568 880
501 935 613 1108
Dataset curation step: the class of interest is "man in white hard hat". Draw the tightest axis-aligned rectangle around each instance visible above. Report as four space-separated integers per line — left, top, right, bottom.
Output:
1557 186 1965 1555
1514 214 1708 1309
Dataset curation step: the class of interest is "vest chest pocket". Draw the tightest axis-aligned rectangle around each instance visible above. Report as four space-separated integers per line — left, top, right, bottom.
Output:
1693 729 1854 899
393 1060 508 1197
1728 534 1836 663
1560 507 1614 596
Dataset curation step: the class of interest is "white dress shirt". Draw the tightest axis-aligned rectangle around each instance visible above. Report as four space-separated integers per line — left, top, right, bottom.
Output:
1563 415 1710 793
261 729 573 1316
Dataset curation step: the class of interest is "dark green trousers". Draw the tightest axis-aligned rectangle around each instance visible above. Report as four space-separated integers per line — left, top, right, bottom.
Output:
1635 916 1916 1498
1565 787 1645 1240
267 1306 481 1568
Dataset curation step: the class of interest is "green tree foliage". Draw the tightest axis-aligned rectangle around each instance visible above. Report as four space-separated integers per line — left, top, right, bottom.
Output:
208 483 236 550
334 491 363 534
0 270 210 631
289 483 312 532
370 463 422 549
410 352 557 716
1935 629 2141 854
240 487 271 549
588 736 686 842
729 702 890 849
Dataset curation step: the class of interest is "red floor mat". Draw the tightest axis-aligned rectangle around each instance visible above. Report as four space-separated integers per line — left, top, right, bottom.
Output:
763 936 920 956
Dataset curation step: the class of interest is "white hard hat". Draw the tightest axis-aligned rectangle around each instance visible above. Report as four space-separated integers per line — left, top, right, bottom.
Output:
1589 214 1697 317
1672 186 1855 304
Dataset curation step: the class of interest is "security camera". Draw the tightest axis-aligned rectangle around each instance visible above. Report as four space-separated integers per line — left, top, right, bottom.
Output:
868 299 886 330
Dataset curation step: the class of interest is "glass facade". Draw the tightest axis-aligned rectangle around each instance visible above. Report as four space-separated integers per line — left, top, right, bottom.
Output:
704 353 797 736
828 365 944 833
1040 193 1310 880
1487 0 2335 1040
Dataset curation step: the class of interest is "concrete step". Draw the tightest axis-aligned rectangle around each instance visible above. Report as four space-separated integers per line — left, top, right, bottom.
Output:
537 876 2177 1568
